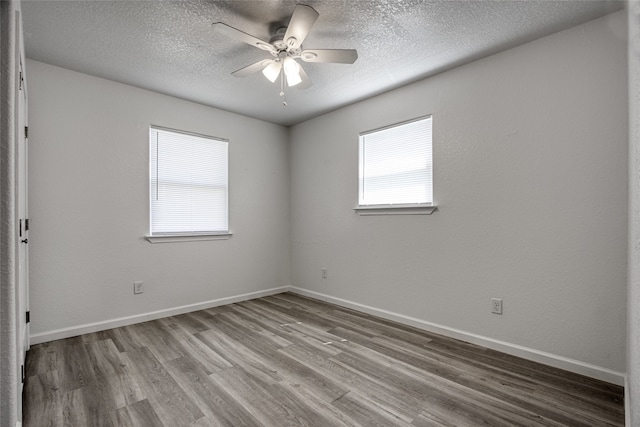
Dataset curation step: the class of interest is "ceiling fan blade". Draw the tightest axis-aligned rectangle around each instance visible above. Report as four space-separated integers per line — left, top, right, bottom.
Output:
295 65 312 90
213 23 276 54
232 59 272 78
283 5 319 50
300 49 358 64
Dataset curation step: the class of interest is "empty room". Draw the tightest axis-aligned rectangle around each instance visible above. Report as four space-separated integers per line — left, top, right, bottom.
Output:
1 0 639 426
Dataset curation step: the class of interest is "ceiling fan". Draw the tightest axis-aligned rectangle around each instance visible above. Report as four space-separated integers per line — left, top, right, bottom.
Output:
213 4 358 105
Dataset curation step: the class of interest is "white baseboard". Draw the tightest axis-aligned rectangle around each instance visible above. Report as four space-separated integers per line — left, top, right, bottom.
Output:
290 287 625 386
625 374 630 426
29 286 292 345
30 285 625 386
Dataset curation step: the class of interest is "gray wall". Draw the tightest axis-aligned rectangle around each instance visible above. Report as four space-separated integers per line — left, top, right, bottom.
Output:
27 60 291 337
628 1 639 424
290 12 628 375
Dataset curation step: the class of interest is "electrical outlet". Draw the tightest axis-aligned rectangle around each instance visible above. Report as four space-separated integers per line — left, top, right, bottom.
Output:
321 268 327 279
491 298 503 315
134 281 144 294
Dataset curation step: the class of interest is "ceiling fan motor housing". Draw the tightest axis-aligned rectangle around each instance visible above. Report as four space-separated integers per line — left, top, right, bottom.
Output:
270 27 300 55
270 27 288 51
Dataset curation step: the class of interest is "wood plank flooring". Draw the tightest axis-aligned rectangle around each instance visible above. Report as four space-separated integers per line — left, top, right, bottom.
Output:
23 293 625 426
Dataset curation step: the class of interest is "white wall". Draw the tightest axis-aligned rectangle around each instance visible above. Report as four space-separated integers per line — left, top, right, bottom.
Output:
27 60 291 337
290 12 628 375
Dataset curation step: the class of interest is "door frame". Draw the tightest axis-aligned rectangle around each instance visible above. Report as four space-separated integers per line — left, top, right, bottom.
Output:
14 9 29 423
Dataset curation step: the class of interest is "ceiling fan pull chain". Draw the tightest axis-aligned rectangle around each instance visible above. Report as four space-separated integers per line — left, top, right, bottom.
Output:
280 72 288 107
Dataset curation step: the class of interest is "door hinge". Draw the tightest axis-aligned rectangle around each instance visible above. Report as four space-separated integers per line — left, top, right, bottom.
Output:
19 71 23 91
24 126 28 139
26 311 30 323
19 219 22 237
25 218 30 231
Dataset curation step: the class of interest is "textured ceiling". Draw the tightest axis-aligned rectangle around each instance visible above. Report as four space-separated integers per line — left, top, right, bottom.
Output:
21 0 624 126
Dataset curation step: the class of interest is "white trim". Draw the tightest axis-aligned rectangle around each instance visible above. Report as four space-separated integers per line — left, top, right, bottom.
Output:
29 284 625 386
145 232 233 243
625 374 630 427
149 124 228 143
359 115 432 137
289 287 625 386
29 286 291 345
354 205 437 215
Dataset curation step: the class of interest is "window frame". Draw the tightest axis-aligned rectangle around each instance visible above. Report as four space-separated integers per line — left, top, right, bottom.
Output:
145 125 232 243
355 116 437 216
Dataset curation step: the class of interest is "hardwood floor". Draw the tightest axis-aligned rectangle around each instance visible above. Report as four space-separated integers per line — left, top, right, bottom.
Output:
23 293 624 426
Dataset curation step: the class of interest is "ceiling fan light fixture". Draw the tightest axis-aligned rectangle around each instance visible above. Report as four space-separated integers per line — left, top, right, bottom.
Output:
218 4 356 102
283 56 301 86
262 60 282 82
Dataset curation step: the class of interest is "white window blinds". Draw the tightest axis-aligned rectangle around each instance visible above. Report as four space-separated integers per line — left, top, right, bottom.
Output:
358 116 433 207
150 127 228 235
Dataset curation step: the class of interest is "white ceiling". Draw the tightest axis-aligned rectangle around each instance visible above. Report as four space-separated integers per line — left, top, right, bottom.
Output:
21 0 624 127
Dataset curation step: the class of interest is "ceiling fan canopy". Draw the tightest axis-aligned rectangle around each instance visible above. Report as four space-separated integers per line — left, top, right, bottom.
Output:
213 4 358 96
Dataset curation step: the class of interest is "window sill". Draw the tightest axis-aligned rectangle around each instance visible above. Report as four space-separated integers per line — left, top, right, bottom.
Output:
145 233 233 243
354 204 438 216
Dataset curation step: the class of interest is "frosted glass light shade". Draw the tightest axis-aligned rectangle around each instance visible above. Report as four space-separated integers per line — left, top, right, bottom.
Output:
262 61 282 82
283 57 302 87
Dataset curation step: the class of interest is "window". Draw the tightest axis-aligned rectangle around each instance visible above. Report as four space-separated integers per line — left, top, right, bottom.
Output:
148 126 229 240
357 116 435 214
